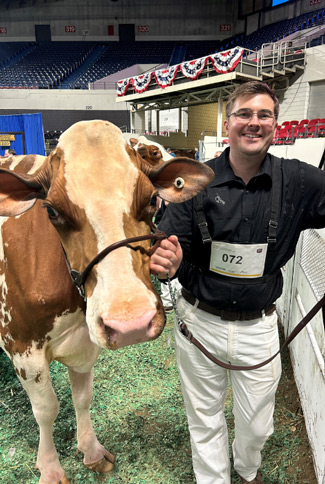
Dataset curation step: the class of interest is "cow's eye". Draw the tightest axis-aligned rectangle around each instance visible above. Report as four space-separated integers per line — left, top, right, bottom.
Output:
46 206 58 219
42 203 64 225
174 177 185 189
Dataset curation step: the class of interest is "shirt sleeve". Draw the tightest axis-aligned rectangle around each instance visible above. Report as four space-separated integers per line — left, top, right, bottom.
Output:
158 198 195 254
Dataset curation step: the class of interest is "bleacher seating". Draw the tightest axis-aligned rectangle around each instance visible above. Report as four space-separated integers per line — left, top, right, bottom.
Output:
0 42 29 66
61 41 174 89
273 118 325 144
0 7 323 90
0 42 95 89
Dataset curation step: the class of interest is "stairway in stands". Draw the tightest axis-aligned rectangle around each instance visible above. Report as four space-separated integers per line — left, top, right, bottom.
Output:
169 43 187 66
60 44 107 89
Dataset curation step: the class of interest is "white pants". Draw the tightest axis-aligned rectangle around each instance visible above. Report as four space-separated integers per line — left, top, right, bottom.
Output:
174 295 281 484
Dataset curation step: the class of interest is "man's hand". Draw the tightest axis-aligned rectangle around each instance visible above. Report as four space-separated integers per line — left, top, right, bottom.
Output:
150 235 182 279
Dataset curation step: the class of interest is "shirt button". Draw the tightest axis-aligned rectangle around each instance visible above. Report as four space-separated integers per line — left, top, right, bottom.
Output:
244 217 248 222
233 301 237 305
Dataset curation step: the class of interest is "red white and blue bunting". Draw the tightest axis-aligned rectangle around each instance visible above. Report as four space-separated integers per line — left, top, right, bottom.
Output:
179 56 209 79
209 47 244 73
117 78 131 97
154 65 179 88
131 72 153 93
116 47 244 96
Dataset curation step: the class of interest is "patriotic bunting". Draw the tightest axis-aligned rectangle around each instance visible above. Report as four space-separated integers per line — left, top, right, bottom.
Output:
116 47 245 96
131 72 153 93
209 47 244 73
180 56 209 79
117 78 131 97
154 65 179 88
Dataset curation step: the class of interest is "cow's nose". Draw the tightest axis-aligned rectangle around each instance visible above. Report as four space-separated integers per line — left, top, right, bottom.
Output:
101 309 157 349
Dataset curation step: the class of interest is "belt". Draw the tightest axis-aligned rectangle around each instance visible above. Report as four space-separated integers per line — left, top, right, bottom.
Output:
181 288 276 322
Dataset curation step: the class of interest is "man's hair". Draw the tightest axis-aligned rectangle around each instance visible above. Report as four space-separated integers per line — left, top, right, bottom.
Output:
225 81 279 120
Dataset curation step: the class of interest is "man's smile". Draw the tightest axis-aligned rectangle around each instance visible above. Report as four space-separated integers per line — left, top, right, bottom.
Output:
242 133 262 139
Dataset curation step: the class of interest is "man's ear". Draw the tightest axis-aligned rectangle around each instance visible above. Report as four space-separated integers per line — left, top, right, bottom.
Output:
224 118 229 136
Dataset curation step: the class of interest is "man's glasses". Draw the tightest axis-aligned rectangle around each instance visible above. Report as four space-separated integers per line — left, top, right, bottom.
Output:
228 109 276 123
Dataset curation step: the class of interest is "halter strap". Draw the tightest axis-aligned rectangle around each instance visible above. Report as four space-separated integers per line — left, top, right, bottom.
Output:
62 230 167 299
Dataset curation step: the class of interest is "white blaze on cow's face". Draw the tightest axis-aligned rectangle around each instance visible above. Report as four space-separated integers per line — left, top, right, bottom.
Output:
57 120 161 350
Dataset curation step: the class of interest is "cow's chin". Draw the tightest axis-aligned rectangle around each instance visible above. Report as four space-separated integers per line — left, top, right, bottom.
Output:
89 307 166 350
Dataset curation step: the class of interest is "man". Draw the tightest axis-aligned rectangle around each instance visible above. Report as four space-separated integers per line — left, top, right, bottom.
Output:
167 147 176 157
150 81 325 484
3 148 16 158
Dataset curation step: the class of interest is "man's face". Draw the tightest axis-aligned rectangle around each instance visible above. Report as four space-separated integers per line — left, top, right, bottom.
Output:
224 94 277 160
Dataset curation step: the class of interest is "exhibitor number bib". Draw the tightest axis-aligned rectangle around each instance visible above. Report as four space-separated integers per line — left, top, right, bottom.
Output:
210 241 268 278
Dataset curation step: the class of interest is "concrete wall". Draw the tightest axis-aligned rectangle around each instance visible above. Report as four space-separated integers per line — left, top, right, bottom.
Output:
0 88 129 131
277 44 325 125
0 0 242 42
0 0 322 43
0 88 125 111
187 103 220 150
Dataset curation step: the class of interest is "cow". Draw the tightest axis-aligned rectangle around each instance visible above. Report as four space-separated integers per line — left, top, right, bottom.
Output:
173 149 196 159
0 120 214 484
131 135 172 164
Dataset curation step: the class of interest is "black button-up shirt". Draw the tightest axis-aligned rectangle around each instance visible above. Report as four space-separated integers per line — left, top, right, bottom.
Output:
159 148 325 311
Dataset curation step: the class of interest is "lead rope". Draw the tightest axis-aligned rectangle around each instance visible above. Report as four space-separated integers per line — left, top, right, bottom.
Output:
167 273 182 324
166 273 325 371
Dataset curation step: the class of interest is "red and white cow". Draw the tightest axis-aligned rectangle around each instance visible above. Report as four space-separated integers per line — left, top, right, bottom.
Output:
132 135 172 164
0 120 213 484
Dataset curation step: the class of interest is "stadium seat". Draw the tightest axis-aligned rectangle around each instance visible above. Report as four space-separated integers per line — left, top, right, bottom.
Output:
295 125 307 139
275 126 293 144
280 121 291 128
316 118 325 137
306 118 320 137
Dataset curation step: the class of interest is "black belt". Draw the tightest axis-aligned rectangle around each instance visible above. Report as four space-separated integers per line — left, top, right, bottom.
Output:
181 288 276 322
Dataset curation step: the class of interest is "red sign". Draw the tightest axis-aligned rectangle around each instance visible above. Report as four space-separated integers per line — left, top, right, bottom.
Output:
310 0 322 5
138 25 149 33
108 25 114 36
220 24 231 32
0 27 7 34
65 26 76 33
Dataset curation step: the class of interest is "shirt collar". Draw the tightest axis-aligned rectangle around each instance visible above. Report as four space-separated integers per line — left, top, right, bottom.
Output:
208 147 273 189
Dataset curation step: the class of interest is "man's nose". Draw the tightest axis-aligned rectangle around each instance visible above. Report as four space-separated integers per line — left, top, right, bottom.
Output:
249 112 261 123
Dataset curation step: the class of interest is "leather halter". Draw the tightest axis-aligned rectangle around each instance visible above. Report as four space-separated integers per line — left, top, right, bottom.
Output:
62 230 167 299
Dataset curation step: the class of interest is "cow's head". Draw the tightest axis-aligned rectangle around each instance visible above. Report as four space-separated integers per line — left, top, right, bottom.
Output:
132 135 172 164
0 120 213 350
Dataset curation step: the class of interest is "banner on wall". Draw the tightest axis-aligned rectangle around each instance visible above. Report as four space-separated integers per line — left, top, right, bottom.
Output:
117 47 244 97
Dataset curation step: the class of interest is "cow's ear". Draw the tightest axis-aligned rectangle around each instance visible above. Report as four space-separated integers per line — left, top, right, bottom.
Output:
149 157 214 203
0 168 45 216
129 137 138 147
